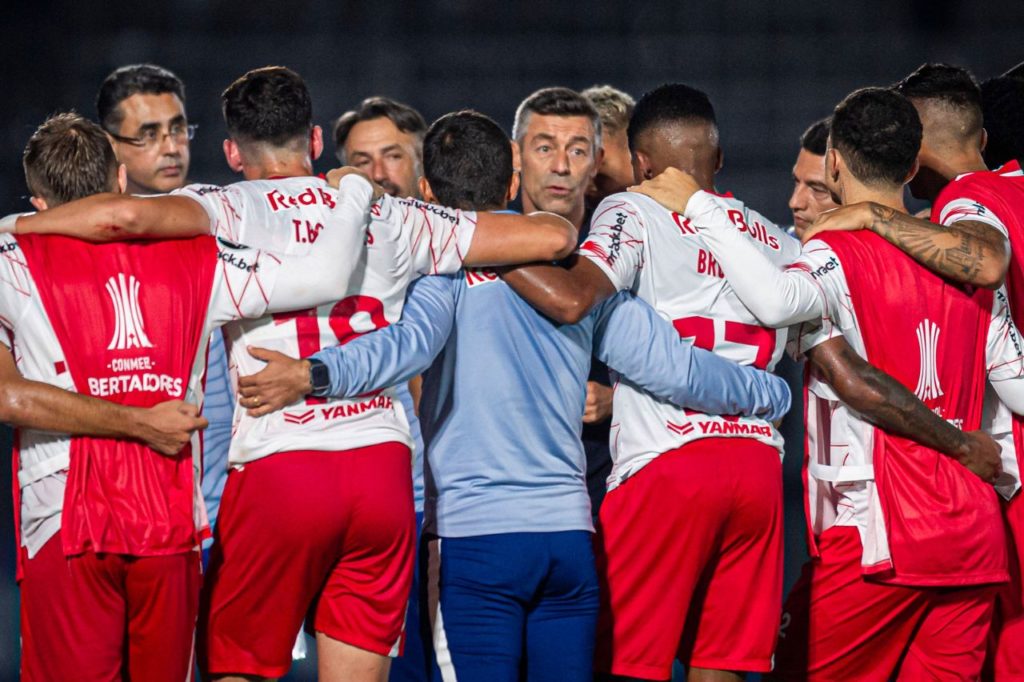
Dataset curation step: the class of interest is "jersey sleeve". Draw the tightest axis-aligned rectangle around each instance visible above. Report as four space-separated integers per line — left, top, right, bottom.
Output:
782 240 853 356
685 191 825 328
173 183 247 242
986 287 1024 383
0 235 34 347
578 196 647 291
385 197 478 275
205 238 283 325
936 194 1009 240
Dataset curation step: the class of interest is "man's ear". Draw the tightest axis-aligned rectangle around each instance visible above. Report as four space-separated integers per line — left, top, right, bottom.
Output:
223 139 244 173
634 150 654 180
904 157 921 185
117 163 128 194
419 176 437 204
310 125 324 162
979 127 988 154
29 196 48 212
828 148 842 183
714 146 724 175
511 140 522 173
507 168 521 203
590 145 604 180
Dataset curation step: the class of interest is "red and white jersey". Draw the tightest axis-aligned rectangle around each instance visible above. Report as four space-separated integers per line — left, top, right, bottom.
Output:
0 233 293 558
792 232 1023 585
579 191 800 487
180 178 478 463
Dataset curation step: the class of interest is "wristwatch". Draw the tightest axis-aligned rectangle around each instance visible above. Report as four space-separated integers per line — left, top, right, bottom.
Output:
308 358 331 397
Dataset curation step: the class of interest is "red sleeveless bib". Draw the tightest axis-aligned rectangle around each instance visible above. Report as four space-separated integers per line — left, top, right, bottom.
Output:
818 230 1006 586
18 234 217 556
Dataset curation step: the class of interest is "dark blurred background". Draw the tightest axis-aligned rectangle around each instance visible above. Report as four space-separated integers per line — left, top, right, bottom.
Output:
0 1 1021 679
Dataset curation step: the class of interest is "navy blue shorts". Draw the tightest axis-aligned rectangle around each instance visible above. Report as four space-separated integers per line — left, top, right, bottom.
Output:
424 530 599 682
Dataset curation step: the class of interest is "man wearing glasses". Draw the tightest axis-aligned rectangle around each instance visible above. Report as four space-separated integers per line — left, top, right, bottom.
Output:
96 64 232 564
96 63 195 195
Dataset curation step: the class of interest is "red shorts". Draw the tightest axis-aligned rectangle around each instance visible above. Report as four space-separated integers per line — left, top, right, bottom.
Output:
198 443 416 679
987 492 1024 680
20 532 200 682
773 525 997 681
594 437 783 679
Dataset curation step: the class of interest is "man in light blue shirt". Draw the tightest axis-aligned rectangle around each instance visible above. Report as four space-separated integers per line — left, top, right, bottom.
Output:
239 111 790 682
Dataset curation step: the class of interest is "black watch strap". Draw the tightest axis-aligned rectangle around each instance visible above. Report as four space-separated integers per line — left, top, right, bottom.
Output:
308 358 331 397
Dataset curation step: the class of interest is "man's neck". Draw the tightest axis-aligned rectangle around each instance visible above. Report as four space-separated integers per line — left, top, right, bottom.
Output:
241 149 313 181
523 194 584 230
932 147 988 184
842 182 907 214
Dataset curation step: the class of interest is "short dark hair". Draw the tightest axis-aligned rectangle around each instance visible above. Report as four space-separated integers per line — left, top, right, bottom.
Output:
24 112 119 206
422 111 512 211
800 118 831 156
627 83 717 151
981 76 1024 168
96 63 186 133
512 87 602 149
830 87 922 188
222 66 312 147
333 97 427 162
894 63 983 138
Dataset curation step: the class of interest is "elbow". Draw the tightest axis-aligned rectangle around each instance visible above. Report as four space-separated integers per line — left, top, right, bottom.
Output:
754 307 792 330
977 263 1006 290
553 299 589 325
0 384 23 426
102 198 145 239
543 219 577 261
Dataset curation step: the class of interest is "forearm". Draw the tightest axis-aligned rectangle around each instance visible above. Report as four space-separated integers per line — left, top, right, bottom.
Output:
312 277 454 397
16 193 210 241
808 339 969 458
867 207 1008 289
466 211 577 265
688 192 823 327
499 254 613 324
0 379 147 439
596 295 791 420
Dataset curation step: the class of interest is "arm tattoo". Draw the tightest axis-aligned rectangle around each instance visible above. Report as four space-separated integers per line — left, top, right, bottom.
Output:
869 205 1006 286
809 340 968 457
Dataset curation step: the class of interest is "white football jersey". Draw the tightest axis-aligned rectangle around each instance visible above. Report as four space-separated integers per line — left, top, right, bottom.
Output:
181 178 477 463
580 191 800 488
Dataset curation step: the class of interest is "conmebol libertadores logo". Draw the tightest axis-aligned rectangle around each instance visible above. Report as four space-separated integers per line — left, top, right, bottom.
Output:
105 274 153 350
913 319 943 401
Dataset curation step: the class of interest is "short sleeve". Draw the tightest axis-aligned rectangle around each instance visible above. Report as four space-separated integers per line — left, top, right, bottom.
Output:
385 197 478 275
577 196 647 292
173 184 248 242
986 287 1024 382
937 196 1009 239
783 240 851 356
205 238 283 325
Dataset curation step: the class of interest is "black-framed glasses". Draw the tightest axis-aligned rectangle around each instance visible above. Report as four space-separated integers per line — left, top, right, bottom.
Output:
108 123 197 149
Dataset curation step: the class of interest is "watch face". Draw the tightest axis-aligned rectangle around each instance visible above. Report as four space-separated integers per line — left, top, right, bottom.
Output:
311 361 331 394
